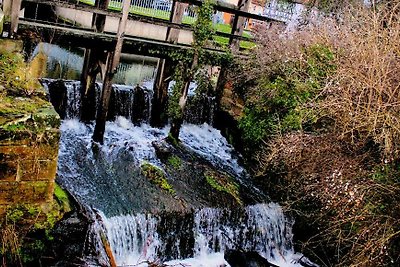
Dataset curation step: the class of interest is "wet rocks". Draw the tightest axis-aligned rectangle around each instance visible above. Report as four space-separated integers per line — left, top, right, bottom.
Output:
224 249 278 267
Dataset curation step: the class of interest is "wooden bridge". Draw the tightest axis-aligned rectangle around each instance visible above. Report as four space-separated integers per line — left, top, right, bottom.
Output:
2 0 294 55
1 0 294 142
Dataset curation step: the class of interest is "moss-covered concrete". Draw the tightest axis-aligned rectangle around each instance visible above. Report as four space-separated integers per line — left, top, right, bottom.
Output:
140 162 175 195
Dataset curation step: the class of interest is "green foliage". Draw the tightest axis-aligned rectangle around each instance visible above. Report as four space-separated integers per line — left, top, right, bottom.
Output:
0 201 68 265
168 64 186 121
192 0 215 48
54 183 72 213
167 0 216 122
204 170 242 204
239 44 336 147
140 162 175 194
167 155 182 170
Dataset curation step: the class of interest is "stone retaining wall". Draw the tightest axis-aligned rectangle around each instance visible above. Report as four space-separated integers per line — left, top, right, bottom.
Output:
0 106 60 216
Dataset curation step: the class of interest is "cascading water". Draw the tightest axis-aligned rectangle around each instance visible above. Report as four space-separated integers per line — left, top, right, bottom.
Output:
49 74 317 266
99 203 308 267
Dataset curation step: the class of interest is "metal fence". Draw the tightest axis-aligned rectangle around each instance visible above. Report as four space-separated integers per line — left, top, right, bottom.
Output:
77 0 294 31
86 0 198 24
263 0 294 22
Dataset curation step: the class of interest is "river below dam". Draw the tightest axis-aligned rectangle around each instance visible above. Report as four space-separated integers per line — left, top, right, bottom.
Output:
34 43 318 267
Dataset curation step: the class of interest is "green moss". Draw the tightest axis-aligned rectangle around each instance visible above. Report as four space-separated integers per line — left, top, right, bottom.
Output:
140 162 175 194
167 155 182 170
204 170 242 205
0 52 43 96
54 184 72 213
0 96 49 115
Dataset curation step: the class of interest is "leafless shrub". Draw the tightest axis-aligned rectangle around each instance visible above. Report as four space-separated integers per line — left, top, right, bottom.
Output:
317 1 400 159
1 224 22 267
257 132 399 266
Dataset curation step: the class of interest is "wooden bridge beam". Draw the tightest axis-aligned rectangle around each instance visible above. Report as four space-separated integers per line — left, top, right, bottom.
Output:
229 0 250 50
93 0 130 143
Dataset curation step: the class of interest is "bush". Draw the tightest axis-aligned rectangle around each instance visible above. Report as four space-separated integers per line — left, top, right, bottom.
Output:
233 1 400 266
317 1 400 159
237 38 336 149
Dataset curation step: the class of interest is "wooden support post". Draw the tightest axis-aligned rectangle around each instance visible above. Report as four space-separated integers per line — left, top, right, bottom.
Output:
80 0 110 122
229 0 250 50
9 0 22 37
93 0 130 143
150 0 186 127
150 58 173 127
166 1 188 43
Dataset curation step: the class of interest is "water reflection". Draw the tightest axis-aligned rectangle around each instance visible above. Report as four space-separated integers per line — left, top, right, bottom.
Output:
30 43 157 86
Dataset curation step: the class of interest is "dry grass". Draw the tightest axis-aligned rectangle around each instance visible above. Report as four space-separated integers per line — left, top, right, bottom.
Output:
317 1 400 159
1 224 22 267
244 2 400 266
257 133 400 266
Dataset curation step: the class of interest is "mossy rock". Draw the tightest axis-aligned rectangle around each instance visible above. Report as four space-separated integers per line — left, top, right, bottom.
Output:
167 155 182 170
54 184 72 213
0 200 66 265
204 170 242 205
140 162 175 195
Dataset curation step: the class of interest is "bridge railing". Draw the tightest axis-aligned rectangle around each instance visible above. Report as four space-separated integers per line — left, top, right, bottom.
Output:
263 0 295 22
102 0 198 24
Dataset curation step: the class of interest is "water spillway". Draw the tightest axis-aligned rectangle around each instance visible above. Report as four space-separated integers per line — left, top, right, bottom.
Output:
43 75 317 265
100 203 302 266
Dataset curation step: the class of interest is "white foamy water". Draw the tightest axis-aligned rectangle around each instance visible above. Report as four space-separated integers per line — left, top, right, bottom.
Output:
59 117 244 175
98 203 314 267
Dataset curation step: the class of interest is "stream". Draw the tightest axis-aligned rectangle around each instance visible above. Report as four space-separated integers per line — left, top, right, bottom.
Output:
36 43 317 267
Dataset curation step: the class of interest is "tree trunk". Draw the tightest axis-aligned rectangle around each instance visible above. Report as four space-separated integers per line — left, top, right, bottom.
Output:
150 1 187 127
168 53 198 141
169 117 184 140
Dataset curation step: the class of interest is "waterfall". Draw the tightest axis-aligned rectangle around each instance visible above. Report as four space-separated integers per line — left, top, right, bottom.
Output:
51 79 318 266
43 79 216 125
97 203 308 267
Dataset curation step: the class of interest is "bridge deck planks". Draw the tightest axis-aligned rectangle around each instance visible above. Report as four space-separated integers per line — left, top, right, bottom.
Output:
18 19 230 64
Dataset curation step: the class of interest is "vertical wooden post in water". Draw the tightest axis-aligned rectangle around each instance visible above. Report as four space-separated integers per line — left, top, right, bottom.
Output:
93 0 130 143
150 1 186 127
81 0 111 122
